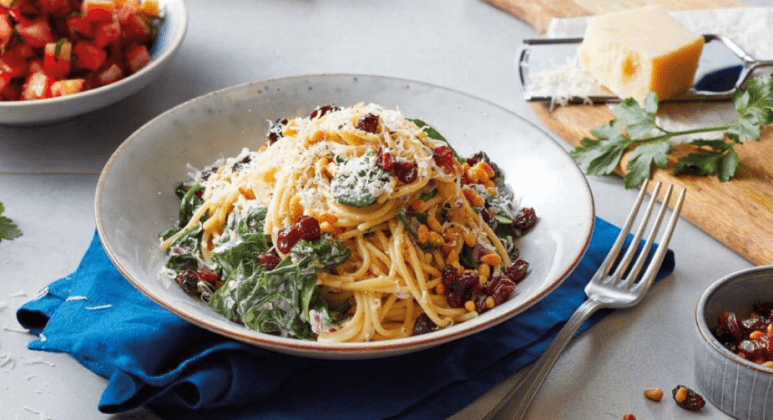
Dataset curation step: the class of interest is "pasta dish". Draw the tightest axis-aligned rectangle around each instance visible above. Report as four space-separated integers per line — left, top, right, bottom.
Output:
160 103 537 342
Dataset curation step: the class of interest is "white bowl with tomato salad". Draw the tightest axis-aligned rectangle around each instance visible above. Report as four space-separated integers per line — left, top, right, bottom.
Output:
0 0 187 125
695 265 773 420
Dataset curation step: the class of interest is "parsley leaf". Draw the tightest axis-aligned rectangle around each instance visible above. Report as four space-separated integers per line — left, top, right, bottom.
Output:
571 74 773 188
570 120 631 176
623 142 671 189
0 202 22 241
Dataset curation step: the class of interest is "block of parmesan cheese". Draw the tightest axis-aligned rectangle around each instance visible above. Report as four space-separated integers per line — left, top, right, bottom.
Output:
577 5 704 104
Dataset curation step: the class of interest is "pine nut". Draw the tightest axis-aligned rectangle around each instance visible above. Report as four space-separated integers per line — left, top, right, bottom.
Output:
480 253 502 266
643 388 664 402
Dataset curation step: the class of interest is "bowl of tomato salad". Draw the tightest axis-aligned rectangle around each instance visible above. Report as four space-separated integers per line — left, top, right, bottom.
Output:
0 0 187 125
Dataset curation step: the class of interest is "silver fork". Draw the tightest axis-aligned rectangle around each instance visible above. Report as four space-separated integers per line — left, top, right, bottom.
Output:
483 180 686 420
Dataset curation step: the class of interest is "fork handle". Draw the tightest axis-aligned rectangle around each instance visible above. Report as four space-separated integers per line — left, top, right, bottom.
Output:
483 299 603 420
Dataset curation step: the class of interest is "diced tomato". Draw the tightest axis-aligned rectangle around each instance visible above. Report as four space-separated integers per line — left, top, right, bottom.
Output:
124 43 148 73
50 78 84 96
4 0 39 21
5 41 35 60
28 58 43 74
119 10 150 44
66 15 95 39
21 71 52 100
1 82 21 100
94 62 123 86
15 17 56 48
72 40 106 71
0 49 29 78
93 20 120 47
0 72 10 92
116 3 135 22
37 0 72 16
44 39 72 80
0 13 12 50
81 0 115 23
139 0 158 17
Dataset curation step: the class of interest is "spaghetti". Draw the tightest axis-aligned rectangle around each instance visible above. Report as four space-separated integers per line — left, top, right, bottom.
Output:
160 103 537 342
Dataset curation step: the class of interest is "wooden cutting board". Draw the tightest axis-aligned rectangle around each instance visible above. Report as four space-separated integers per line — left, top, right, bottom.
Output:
487 0 773 266
489 0 746 35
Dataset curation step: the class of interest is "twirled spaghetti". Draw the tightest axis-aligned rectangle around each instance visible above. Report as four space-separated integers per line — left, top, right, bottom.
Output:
160 102 536 342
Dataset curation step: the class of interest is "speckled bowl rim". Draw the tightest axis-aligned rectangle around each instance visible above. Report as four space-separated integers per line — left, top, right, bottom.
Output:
695 265 773 375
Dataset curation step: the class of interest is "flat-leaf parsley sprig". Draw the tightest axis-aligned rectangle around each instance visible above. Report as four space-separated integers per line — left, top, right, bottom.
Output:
0 201 22 241
571 75 773 189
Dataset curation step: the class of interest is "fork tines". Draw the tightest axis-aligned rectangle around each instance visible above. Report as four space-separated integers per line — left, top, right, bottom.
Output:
600 180 686 288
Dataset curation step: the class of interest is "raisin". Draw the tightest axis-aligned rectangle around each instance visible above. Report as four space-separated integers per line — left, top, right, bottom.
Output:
672 385 705 411
296 215 321 241
196 268 220 284
505 259 529 284
277 226 301 254
200 167 218 181
309 104 340 119
231 155 251 173
466 151 501 179
513 207 537 232
726 312 744 342
754 302 773 317
174 270 200 296
376 147 395 171
267 118 288 145
742 314 766 332
738 338 769 360
446 271 481 309
479 208 498 231
356 113 379 133
394 161 418 183
483 275 516 305
432 146 455 173
441 264 458 291
413 313 438 336
258 252 281 270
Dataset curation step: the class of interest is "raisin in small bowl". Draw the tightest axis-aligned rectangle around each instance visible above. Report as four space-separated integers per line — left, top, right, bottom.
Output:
694 265 773 420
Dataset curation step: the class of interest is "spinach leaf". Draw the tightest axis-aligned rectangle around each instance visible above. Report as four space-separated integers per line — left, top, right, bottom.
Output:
420 188 438 201
209 237 351 340
173 182 189 199
396 208 436 250
332 153 392 208
210 207 269 274
179 183 205 227
164 224 204 270
409 118 463 162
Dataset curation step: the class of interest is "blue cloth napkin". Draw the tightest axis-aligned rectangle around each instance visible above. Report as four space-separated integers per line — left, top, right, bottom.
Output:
16 217 675 420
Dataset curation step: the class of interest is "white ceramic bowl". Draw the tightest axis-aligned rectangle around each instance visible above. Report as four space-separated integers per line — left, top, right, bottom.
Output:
0 0 187 126
95 74 595 359
695 265 773 420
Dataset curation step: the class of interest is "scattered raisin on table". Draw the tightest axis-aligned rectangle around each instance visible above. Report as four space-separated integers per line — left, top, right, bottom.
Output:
672 385 705 411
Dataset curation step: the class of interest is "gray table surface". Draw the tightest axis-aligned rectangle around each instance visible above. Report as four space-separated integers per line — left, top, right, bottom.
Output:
1 0 767 419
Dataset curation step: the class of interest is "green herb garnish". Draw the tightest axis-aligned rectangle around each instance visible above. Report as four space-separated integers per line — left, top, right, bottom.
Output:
571 75 773 188
409 118 463 162
54 37 67 59
0 202 22 241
